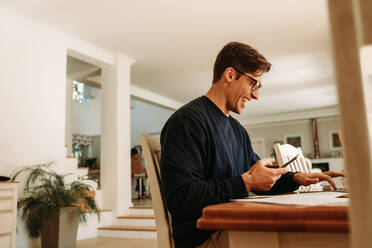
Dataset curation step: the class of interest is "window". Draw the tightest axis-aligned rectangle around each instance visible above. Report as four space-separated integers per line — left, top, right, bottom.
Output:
73 81 89 103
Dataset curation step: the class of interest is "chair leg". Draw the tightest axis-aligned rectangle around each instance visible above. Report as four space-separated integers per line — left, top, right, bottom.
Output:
145 178 151 199
138 177 143 199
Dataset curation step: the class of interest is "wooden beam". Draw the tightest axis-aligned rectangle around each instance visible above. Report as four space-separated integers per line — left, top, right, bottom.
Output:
353 0 372 45
76 68 101 81
80 79 101 89
328 0 372 247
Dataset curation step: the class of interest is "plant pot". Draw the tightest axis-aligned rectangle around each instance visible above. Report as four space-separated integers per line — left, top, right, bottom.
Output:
41 207 80 248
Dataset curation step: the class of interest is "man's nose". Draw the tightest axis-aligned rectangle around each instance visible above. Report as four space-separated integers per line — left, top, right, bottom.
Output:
251 90 259 100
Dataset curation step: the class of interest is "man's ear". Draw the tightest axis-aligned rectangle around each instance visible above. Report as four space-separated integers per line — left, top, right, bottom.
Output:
223 67 235 82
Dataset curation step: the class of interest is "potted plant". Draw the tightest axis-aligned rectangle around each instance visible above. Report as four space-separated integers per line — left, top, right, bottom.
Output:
11 162 100 248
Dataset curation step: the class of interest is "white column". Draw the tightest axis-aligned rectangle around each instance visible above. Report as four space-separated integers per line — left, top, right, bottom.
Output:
65 78 73 156
101 65 117 211
115 54 135 216
352 0 372 46
328 0 372 247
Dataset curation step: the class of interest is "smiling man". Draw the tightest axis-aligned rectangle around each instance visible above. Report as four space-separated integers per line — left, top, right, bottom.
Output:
160 42 343 248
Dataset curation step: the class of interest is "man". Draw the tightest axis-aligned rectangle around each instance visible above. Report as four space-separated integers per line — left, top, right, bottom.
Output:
131 148 147 199
131 148 147 176
160 42 343 248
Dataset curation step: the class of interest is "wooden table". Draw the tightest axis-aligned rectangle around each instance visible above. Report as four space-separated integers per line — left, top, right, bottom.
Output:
197 200 349 248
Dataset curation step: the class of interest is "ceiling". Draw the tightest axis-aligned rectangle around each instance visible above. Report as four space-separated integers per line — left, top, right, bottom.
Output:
0 0 339 120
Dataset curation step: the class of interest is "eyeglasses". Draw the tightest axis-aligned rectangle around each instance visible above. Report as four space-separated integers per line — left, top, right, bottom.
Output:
233 67 263 91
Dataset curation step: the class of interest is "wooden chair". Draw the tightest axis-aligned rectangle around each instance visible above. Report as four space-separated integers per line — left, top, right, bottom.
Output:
140 134 174 248
274 143 312 192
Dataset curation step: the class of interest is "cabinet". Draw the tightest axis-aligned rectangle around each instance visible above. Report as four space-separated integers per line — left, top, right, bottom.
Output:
0 183 18 248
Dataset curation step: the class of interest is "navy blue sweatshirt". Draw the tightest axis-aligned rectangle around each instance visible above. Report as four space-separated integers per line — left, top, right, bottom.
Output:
160 96 299 248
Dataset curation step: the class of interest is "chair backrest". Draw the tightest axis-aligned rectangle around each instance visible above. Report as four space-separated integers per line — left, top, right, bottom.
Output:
274 143 311 192
140 134 174 248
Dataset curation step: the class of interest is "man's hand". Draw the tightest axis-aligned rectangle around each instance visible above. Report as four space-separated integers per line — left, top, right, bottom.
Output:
241 159 287 191
293 171 346 190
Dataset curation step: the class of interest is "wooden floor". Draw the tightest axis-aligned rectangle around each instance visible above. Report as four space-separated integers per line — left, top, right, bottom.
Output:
77 237 157 248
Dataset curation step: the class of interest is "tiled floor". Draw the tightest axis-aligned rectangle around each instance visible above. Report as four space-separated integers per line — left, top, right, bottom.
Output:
77 237 156 248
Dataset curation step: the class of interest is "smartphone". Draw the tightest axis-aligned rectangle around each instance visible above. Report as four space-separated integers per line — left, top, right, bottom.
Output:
280 154 299 168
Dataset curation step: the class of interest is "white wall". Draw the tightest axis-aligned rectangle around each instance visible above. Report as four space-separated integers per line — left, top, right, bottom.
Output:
245 117 341 159
131 84 183 111
130 98 175 146
317 117 341 155
0 7 132 247
0 8 67 176
0 9 70 248
72 88 101 136
0 6 118 175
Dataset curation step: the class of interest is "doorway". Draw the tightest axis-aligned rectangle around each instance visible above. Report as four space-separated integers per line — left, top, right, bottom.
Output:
66 56 102 185
130 97 174 205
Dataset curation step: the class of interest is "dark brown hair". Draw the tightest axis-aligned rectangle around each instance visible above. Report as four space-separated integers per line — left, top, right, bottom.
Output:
212 41 271 83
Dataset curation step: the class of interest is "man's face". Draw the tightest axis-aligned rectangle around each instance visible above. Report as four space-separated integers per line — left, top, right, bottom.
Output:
225 69 263 115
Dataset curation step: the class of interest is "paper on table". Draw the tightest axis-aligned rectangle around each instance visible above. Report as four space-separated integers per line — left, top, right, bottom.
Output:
233 192 349 206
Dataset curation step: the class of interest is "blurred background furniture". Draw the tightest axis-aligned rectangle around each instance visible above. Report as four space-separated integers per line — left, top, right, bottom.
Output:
132 173 150 199
131 147 150 199
274 143 319 192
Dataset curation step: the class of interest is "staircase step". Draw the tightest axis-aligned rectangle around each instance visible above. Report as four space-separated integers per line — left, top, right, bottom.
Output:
99 225 156 231
129 206 154 215
130 206 153 209
78 209 113 240
98 225 157 239
118 215 154 219
115 215 155 227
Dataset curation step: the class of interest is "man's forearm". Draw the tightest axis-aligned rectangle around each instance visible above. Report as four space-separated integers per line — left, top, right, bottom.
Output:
165 175 247 215
252 172 300 195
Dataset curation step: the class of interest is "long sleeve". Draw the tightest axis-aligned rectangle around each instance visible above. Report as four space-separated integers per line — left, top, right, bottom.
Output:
247 136 300 195
160 113 246 216
252 172 300 195
160 96 300 247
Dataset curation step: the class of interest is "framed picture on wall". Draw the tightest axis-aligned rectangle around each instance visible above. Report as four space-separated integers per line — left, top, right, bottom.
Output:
329 130 342 150
283 134 304 148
